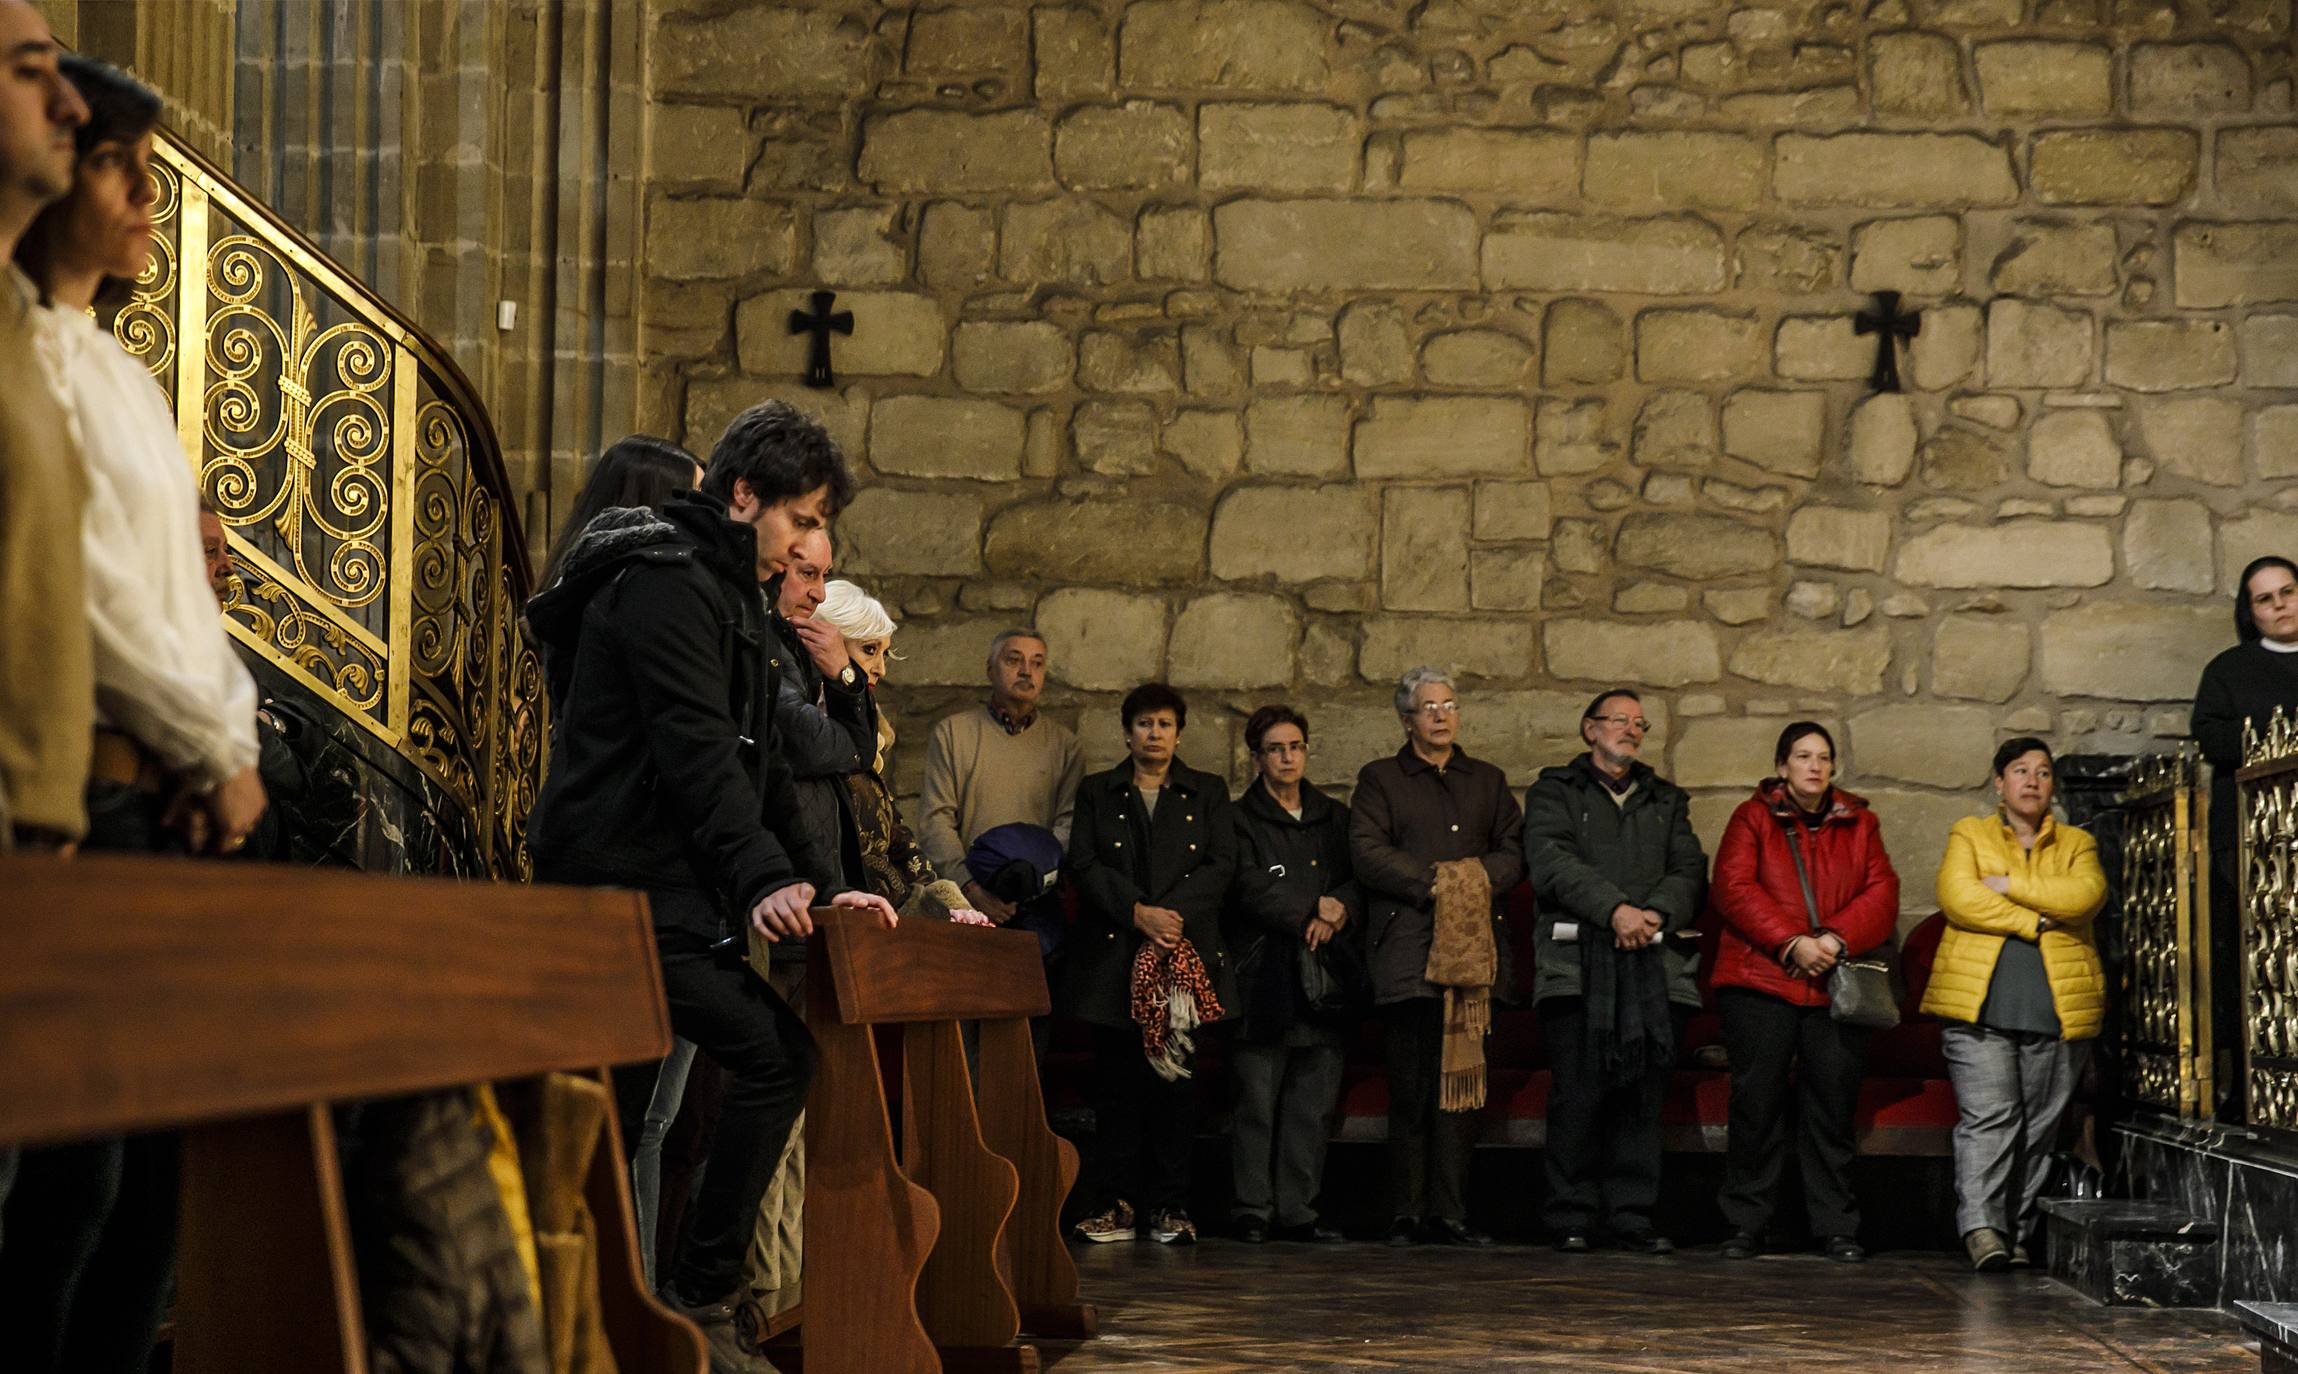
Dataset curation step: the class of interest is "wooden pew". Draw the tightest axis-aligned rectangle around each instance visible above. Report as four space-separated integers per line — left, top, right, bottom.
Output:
795 907 1096 1374
0 853 706 1373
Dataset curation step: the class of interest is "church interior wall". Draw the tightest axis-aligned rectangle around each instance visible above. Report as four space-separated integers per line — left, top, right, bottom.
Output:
630 0 2298 912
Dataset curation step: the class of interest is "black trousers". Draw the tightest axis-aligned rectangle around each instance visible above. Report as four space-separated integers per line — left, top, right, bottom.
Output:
1540 996 1690 1235
1381 997 1476 1225
614 888 815 1302
1717 988 1871 1238
1086 1024 1199 1216
0 781 186 1372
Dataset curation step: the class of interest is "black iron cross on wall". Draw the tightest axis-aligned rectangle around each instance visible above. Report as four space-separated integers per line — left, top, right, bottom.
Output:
1853 291 1922 394
788 290 853 389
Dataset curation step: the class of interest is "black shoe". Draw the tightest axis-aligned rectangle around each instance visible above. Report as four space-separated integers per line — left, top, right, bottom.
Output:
1824 1235 1867 1264
1553 1230 1592 1253
1235 1216 1269 1244
1611 1230 1676 1255
1387 1216 1419 1247
1273 1220 1347 1244
1721 1230 1759 1260
1422 1217 1494 1247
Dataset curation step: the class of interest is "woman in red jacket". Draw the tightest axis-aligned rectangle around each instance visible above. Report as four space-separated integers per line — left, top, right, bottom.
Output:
1709 721 1900 1263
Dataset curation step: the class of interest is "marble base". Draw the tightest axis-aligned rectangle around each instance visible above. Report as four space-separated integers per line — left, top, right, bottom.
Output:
2234 1302 2298 1374
2114 1116 2298 1311
2041 1199 2219 1307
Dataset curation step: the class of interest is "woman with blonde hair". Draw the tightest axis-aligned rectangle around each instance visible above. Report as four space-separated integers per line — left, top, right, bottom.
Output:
1923 736 2106 1273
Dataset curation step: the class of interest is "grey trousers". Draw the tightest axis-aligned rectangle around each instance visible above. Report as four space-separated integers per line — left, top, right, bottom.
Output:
631 1036 699 1291
1940 1023 2086 1241
1229 1032 1345 1227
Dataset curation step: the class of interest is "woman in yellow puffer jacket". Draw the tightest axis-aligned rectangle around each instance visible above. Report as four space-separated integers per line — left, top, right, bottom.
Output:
1922 736 2105 1275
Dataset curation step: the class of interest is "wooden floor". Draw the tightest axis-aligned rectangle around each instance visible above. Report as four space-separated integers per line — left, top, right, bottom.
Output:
1043 1240 2257 1371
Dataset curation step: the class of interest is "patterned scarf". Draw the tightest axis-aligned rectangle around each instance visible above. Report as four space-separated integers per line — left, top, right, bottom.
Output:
1129 938 1225 1082
1424 858 1497 1112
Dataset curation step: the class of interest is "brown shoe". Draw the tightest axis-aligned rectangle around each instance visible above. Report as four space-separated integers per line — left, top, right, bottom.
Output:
1073 1200 1137 1243
1964 1227 2011 1273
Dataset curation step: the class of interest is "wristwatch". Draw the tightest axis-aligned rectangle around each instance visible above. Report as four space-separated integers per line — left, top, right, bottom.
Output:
835 662 862 690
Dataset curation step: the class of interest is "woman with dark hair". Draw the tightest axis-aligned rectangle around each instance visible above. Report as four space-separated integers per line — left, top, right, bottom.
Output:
538 434 701 588
5 54 267 1374
1708 721 1899 1263
2192 555 2298 1119
1223 703 1361 1244
1924 737 2106 1273
1062 682 1235 1246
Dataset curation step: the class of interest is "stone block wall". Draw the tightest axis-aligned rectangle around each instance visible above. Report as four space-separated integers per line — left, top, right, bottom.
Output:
634 0 2298 911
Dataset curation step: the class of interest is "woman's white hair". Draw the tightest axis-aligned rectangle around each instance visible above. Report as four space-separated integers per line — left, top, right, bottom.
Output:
1394 664 1456 715
815 579 898 644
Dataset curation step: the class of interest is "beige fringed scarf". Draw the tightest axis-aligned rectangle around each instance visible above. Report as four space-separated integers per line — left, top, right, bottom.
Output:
1425 858 1497 1113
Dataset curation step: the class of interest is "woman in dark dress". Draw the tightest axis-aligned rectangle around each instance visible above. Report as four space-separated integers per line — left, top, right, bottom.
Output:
1223 704 1362 1244
1063 683 1235 1247
2192 555 2298 1120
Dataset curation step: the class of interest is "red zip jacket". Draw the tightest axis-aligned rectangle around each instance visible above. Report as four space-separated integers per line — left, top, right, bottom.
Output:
1708 780 1900 1007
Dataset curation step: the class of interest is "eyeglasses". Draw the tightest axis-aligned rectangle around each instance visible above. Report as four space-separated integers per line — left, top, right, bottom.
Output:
1414 701 1460 718
1589 714 1651 732
1260 741 1307 757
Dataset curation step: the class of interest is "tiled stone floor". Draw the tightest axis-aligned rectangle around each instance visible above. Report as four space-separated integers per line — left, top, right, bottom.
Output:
1042 1239 2256 1371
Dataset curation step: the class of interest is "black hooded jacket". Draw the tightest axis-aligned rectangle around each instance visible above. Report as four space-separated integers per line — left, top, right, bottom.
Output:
526 492 841 920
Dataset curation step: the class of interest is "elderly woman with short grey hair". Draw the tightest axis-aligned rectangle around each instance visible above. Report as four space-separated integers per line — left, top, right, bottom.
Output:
1349 666 1525 1247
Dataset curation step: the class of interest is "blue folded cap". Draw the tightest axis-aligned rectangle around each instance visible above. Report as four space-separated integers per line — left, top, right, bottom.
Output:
965 822 1064 904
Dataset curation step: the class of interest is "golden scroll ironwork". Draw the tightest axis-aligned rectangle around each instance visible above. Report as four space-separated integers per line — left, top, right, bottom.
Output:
120 136 544 879
2240 706 2298 1133
2116 751 2211 1117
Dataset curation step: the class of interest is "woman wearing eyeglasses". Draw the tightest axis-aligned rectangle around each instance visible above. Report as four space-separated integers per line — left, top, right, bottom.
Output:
1223 704 1363 1243
1708 721 1899 1264
1350 666 1525 1247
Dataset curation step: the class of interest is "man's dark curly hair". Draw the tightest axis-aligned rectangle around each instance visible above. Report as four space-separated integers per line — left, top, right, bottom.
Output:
700 399 856 516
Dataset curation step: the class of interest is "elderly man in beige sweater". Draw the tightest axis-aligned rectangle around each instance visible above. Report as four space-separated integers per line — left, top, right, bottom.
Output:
917 627 1083 926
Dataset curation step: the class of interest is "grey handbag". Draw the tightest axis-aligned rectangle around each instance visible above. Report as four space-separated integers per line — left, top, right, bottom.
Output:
1783 821 1903 1031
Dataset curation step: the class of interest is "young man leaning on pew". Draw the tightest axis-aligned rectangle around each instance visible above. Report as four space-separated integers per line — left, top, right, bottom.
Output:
524 400 895 1362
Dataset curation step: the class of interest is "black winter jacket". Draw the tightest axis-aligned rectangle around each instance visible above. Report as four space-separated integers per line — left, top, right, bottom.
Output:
1520 754 1708 1008
1059 759 1236 1029
769 611 872 889
1223 778 1363 1040
1350 744 1526 1006
526 493 841 921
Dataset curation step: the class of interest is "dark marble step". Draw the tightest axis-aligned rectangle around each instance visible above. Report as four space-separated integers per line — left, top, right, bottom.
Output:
2041 1199 2220 1308
2235 1302 2298 1374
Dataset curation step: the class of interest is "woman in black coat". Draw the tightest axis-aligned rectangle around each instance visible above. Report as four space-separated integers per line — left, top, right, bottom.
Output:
1223 705 1363 1244
1061 683 1235 1246
1350 667 1525 1248
2192 554 2298 1119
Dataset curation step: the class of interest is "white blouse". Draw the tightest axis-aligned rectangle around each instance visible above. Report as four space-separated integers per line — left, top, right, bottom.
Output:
37 305 257 789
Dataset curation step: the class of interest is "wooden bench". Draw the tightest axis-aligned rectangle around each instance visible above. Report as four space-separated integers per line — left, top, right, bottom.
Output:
0 853 706 1373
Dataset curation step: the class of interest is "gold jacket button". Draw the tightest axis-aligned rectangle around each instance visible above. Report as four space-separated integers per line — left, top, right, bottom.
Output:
1188 843 1197 851
1114 840 1124 848
1449 823 1460 832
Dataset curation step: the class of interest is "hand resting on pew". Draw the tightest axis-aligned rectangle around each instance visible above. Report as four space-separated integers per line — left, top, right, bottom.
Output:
751 884 900 941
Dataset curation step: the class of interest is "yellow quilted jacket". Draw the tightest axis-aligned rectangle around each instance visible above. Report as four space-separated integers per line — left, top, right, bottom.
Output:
1921 812 2107 1040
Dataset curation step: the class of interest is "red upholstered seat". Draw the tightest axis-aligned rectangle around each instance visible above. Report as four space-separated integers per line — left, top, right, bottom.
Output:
1040 883 1960 1157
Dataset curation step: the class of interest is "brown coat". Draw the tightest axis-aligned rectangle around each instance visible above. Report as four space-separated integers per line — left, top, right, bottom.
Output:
1349 744 1526 1006
0 268 92 839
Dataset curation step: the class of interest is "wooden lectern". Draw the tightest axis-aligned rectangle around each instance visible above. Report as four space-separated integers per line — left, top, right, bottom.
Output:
0 854 706 1373
795 907 1097 1374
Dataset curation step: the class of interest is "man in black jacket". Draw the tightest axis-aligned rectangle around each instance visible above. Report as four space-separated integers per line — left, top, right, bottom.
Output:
769 526 871 891
526 401 893 1349
1521 687 1708 1256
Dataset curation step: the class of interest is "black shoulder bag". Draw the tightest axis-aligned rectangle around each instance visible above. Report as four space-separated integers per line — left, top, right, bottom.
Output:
1782 821 1902 1031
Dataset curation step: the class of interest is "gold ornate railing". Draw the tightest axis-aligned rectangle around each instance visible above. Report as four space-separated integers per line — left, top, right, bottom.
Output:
123 132 543 878
2240 708 2298 1133
2115 751 2211 1117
